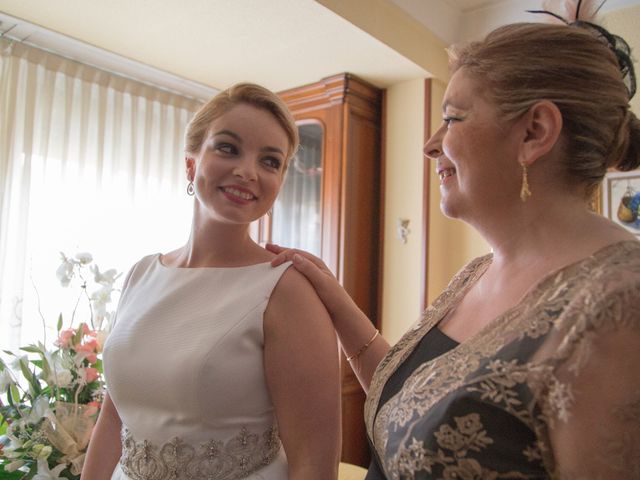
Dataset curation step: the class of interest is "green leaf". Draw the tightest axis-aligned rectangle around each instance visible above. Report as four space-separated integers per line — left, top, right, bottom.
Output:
19 345 42 355
15 359 42 401
30 375 42 397
39 355 51 385
73 326 83 345
93 359 103 373
9 384 20 404
57 313 63 332
0 467 27 479
18 359 33 383
2 351 15 357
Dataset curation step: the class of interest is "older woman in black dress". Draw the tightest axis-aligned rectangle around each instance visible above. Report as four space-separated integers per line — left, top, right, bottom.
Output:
270 1 640 477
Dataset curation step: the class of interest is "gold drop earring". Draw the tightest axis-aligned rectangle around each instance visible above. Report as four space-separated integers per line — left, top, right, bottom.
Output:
520 162 531 202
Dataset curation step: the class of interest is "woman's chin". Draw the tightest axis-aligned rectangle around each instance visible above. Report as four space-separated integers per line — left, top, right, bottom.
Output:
439 198 462 219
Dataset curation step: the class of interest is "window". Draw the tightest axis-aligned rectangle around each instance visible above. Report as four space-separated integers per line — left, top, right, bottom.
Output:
0 38 202 351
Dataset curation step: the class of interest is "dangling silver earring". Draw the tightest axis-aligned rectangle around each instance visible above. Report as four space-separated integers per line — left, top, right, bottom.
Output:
187 181 195 196
267 208 273 217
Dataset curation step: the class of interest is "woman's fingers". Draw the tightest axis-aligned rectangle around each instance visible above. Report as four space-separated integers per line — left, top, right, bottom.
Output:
266 243 292 267
265 243 285 254
267 244 330 273
291 254 330 288
267 245 340 305
290 254 346 316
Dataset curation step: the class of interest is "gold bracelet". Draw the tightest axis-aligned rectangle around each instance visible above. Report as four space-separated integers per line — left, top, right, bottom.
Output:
346 329 380 362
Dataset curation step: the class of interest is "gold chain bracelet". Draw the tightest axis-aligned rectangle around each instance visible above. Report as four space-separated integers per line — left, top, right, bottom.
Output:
346 329 380 362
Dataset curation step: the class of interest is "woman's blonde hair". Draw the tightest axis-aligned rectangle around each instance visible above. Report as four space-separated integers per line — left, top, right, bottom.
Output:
449 22 640 196
185 83 299 171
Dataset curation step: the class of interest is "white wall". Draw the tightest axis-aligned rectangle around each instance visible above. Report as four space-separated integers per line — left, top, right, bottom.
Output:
380 79 426 344
604 4 640 115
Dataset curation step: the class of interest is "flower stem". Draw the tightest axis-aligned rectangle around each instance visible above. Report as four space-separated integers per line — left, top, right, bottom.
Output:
30 273 47 347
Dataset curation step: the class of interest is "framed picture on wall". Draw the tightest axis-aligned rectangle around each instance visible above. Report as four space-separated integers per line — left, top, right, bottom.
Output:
602 170 640 236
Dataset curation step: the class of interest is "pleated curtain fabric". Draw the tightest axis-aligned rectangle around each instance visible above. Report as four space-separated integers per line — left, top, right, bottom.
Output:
0 38 203 351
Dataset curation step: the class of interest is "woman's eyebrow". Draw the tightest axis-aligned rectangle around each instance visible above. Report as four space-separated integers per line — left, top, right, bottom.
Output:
442 100 463 112
212 129 284 156
262 146 285 156
212 129 242 142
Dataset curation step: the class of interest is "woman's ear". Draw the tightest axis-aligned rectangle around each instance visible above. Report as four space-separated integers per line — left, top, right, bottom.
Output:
185 156 195 181
519 100 563 167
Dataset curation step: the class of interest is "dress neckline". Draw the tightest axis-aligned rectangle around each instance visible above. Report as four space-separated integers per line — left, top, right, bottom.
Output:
155 253 274 271
433 326 459 346
438 239 638 346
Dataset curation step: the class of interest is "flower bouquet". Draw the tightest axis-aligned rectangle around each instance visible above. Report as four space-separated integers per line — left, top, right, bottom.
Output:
0 253 120 479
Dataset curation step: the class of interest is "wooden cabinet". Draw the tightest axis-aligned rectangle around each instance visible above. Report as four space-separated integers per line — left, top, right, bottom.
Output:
266 73 383 466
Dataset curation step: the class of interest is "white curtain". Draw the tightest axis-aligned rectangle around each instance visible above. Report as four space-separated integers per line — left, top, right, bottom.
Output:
0 38 203 351
271 124 323 256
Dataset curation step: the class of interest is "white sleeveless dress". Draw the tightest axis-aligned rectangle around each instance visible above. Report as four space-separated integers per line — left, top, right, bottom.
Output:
103 254 292 480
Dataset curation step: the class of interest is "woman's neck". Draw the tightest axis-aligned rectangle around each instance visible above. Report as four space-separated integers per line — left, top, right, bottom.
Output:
468 191 632 270
166 218 269 268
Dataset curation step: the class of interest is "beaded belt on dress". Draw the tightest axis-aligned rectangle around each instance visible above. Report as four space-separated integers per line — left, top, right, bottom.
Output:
119 425 281 480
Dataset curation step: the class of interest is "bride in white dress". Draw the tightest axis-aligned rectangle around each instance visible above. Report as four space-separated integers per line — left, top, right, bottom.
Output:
81 84 342 480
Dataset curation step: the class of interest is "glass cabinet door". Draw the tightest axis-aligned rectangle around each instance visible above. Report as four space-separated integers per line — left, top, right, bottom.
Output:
270 122 323 256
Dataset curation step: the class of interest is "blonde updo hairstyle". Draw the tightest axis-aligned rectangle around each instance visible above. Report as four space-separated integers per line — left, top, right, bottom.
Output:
449 22 640 196
184 83 299 173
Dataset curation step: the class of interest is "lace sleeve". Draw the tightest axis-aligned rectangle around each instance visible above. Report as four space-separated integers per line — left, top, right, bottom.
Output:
547 285 640 479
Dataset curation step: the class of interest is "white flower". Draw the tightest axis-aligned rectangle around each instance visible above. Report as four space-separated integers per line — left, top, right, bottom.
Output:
44 351 74 388
11 354 29 371
72 351 93 367
91 284 114 319
95 328 109 350
33 459 67 480
26 396 53 424
56 254 75 287
47 367 73 388
0 368 14 392
4 459 26 472
75 252 93 265
3 434 24 458
91 265 119 286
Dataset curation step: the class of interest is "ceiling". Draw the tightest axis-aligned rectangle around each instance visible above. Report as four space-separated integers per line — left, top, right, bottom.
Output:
0 0 436 98
0 0 639 100
447 0 506 12
448 0 640 12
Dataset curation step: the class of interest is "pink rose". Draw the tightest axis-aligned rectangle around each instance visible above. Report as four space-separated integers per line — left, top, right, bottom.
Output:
76 341 97 353
75 343 98 364
55 329 75 348
73 343 98 363
81 323 96 336
83 367 99 383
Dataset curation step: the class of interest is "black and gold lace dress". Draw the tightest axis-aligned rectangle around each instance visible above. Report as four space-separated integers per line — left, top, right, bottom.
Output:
365 240 640 479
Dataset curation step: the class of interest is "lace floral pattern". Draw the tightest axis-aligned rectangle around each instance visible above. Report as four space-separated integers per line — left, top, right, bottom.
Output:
366 241 640 479
119 425 281 480
392 414 532 479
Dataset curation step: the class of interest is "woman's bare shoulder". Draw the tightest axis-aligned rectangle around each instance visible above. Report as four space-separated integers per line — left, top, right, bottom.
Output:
266 265 330 330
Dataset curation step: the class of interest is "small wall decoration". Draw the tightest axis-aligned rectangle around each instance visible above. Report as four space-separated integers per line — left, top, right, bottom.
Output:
602 171 640 236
